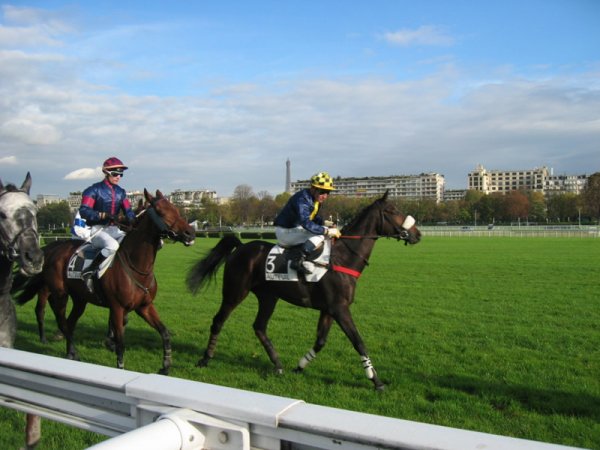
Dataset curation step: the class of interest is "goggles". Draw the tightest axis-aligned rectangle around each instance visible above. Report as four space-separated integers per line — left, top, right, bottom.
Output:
106 170 124 178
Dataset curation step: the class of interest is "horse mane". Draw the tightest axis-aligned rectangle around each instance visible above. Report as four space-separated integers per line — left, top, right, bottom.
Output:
341 196 385 233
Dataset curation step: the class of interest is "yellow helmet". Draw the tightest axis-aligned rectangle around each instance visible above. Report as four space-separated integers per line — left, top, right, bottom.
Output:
310 172 335 191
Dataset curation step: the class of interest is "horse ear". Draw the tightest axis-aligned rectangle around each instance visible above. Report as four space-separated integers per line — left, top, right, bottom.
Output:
144 188 154 203
155 190 164 198
382 189 389 201
0 178 4 191
21 172 32 194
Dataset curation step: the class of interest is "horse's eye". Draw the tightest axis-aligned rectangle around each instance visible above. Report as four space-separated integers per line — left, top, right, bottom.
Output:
0 212 7 219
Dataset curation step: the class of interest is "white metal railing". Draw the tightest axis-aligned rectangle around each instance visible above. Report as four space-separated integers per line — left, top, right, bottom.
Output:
0 348 583 450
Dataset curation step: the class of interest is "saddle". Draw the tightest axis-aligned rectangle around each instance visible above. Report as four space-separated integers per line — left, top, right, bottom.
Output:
265 240 331 282
66 241 114 280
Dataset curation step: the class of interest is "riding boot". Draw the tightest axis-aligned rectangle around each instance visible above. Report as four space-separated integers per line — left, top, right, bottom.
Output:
290 240 317 275
82 252 107 282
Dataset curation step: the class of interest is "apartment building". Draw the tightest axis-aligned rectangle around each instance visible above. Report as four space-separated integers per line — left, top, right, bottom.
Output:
467 165 587 195
291 173 445 202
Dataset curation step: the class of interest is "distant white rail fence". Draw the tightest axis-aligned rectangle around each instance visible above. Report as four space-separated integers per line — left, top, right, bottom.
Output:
0 348 581 450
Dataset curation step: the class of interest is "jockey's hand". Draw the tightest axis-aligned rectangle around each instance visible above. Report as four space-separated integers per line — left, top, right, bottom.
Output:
324 220 335 227
326 227 341 239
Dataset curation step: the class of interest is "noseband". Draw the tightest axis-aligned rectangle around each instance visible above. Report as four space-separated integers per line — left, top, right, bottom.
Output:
380 207 415 243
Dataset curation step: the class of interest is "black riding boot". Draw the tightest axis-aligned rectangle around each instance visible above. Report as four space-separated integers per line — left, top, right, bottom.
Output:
82 252 107 280
290 240 317 275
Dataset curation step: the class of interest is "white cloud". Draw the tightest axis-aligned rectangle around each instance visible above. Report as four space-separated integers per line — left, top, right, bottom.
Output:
0 155 17 165
383 25 455 47
1 118 62 145
64 167 102 180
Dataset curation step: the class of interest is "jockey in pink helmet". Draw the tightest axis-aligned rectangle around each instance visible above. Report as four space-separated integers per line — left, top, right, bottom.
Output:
79 157 136 285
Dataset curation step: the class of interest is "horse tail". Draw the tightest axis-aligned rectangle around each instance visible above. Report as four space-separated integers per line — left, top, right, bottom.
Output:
186 235 243 295
11 272 45 305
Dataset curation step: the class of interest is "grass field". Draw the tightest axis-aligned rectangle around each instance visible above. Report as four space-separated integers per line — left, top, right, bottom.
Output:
1 236 599 449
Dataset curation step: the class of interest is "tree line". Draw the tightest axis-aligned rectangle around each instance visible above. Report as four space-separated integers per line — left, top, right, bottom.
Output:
37 173 600 230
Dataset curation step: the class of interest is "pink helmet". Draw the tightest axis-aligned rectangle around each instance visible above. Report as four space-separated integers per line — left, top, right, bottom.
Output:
102 157 128 171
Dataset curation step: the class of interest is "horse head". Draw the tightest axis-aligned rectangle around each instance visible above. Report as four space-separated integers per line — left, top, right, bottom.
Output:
377 190 421 245
143 189 196 246
0 172 44 275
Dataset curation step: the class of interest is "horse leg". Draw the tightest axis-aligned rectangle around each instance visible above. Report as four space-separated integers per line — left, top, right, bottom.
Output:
47 292 68 341
253 293 282 374
105 312 128 352
64 297 87 361
25 413 41 449
334 308 385 391
135 304 171 375
108 306 127 370
293 311 334 373
34 288 48 344
198 275 250 368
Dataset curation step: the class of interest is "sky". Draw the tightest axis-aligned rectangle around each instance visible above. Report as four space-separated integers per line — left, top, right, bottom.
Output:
0 1 599 199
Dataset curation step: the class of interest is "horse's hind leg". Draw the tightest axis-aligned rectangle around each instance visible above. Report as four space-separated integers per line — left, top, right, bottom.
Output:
293 311 333 373
253 293 282 374
34 288 48 344
64 296 87 361
198 279 249 368
135 304 171 375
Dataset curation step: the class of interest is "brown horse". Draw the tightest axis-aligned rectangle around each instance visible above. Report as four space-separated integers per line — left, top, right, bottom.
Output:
13 189 195 374
186 191 421 390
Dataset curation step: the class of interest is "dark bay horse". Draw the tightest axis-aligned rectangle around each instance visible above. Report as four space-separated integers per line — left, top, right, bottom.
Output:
0 172 44 450
186 191 421 390
13 189 195 374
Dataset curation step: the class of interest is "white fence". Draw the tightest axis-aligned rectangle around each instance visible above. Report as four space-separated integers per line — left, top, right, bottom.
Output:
421 225 600 238
0 348 582 450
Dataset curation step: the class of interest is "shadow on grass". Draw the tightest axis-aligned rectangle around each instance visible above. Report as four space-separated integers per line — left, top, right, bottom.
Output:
436 374 600 421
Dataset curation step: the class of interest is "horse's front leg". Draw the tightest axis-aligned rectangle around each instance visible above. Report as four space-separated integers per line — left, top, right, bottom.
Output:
109 306 127 370
334 308 385 391
293 311 333 373
136 304 171 375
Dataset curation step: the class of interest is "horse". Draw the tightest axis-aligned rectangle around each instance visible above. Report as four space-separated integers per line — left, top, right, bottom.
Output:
12 189 195 374
0 172 44 450
25 199 146 346
186 191 421 390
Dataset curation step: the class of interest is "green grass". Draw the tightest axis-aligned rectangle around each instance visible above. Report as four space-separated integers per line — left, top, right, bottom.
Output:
1 237 599 449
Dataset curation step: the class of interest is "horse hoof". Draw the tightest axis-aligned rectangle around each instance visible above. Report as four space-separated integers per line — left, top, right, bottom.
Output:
292 367 303 374
274 368 284 375
374 383 386 391
158 368 169 376
196 359 209 368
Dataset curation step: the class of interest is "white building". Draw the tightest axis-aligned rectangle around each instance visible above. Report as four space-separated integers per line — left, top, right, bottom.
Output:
291 173 445 202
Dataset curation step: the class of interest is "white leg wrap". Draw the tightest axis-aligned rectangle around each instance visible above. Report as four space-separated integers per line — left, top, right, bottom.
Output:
361 355 375 379
298 348 317 369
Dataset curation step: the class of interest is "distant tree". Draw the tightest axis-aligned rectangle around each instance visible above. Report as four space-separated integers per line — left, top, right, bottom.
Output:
504 190 530 221
230 184 256 225
582 172 600 223
37 202 72 229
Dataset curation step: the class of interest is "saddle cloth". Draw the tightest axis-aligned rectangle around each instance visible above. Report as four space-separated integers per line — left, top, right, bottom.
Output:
265 240 331 282
66 241 114 280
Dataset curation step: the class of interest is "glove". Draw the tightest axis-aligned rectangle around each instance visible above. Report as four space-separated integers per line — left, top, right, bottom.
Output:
324 220 335 227
326 227 341 239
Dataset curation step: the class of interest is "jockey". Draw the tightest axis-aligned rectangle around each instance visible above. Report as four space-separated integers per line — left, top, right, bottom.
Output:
274 171 341 274
79 157 136 282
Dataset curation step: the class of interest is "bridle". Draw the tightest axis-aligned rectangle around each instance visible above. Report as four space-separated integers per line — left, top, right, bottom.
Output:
332 204 416 274
338 205 415 243
0 190 39 262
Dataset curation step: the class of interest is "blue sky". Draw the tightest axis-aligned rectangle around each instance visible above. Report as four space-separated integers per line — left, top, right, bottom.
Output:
1 1 599 198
